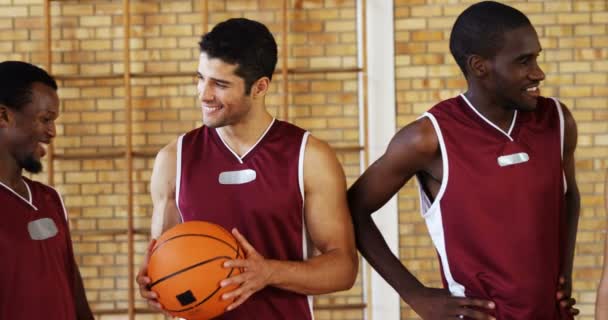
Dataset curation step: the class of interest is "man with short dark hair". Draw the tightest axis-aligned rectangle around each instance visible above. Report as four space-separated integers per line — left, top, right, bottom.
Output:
348 2 580 319
137 18 358 319
0 61 93 319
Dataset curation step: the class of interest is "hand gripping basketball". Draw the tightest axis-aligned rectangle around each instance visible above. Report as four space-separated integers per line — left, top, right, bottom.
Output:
145 221 244 320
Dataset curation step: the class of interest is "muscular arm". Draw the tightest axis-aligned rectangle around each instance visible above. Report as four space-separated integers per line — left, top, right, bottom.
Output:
222 135 358 307
560 103 580 285
347 118 495 319
347 118 438 301
137 140 182 313
596 171 608 319
150 140 181 239
264 136 358 294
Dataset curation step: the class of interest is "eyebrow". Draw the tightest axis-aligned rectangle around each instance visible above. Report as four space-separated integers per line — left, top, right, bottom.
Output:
515 48 543 61
196 72 232 86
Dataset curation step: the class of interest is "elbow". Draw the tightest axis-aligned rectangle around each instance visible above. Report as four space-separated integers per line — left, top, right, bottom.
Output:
341 250 359 291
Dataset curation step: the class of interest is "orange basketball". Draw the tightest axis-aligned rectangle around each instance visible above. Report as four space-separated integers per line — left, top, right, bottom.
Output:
147 221 242 320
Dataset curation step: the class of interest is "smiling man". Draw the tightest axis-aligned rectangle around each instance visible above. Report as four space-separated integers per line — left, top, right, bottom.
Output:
0 61 93 319
136 18 358 319
347 2 580 319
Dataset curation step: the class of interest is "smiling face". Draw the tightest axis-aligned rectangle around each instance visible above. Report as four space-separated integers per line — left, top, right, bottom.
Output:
3 82 59 174
197 52 255 129
485 25 546 111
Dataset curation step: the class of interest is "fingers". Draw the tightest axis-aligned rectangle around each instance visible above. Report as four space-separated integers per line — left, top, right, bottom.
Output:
137 239 163 311
455 307 496 320
220 272 246 289
455 297 495 310
137 239 157 280
225 291 253 311
224 259 248 269
560 297 576 308
450 298 495 320
232 228 256 255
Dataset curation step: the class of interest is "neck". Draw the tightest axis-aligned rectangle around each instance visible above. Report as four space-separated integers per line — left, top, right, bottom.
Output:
464 88 516 132
216 110 274 157
0 153 24 190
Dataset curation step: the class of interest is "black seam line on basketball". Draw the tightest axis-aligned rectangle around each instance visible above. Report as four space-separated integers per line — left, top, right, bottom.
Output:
149 255 232 289
151 233 239 256
163 260 239 313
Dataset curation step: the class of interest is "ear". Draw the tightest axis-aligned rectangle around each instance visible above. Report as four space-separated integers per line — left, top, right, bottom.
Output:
466 55 489 78
250 77 270 98
0 104 11 128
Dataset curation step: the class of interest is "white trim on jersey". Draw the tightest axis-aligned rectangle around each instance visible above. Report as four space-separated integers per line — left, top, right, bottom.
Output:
215 118 276 164
297 131 315 318
416 113 466 297
551 97 568 194
460 93 518 141
176 134 185 223
298 132 310 204
0 179 38 211
49 185 69 221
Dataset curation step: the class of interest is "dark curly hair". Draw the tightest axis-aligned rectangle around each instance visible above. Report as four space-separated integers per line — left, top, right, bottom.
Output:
0 61 57 111
450 1 532 77
199 18 278 94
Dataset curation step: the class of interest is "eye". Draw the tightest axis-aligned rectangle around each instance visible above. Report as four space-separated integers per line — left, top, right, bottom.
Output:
215 82 228 89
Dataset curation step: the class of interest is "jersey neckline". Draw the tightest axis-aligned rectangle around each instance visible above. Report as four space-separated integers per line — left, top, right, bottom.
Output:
459 93 518 142
214 118 276 164
0 178 38 211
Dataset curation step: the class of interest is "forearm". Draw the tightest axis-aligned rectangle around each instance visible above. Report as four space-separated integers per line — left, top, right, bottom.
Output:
73 268 94 320
597 281 608 320
561 190 580 277
266 248 358 295
353 213 424 302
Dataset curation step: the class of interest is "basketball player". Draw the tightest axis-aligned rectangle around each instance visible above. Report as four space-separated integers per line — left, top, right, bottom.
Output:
347 2 579 319
136 18 358 319
596 171 608 319
0 61 93 319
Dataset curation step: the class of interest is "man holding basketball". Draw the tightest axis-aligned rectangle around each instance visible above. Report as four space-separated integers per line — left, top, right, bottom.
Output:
348 2 579 319
0 61 93 319
137 18 358 319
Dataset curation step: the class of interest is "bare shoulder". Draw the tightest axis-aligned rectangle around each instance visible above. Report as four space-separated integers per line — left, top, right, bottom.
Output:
305 135 337 161
151 139 179 188
303 135 346 189
384 116 439 169
157 139 178 161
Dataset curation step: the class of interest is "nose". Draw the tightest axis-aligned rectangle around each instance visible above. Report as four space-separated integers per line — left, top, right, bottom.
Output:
530 61 545 82
197 79 214 103
47 121 56 138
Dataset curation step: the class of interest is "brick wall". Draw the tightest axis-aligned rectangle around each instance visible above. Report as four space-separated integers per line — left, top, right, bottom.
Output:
2 0 607 319
394 1 607 319
2 0 363 319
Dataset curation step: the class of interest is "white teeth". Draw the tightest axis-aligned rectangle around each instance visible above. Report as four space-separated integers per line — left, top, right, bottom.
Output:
203 106 221 111
526 87 538 92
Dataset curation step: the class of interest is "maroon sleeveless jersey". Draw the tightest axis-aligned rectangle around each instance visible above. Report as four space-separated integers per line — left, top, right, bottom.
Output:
418 95 570 319
0 177 77 319
177 119 313 320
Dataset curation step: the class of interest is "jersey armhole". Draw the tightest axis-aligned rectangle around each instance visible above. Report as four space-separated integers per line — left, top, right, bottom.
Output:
298 131 315 317
175 134 185 223
49 185 68 221
550 97 568 194
415 113 449 217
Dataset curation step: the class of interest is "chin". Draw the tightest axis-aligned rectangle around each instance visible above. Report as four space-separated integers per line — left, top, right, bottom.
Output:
22 158 43 174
